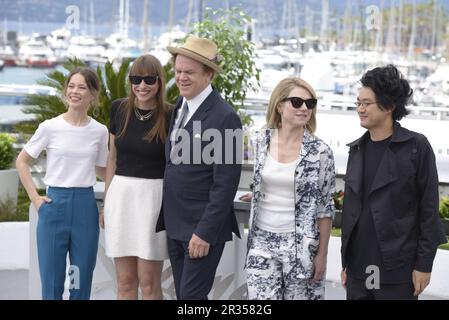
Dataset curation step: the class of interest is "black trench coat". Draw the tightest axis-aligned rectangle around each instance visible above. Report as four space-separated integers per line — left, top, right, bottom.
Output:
341 122 446 272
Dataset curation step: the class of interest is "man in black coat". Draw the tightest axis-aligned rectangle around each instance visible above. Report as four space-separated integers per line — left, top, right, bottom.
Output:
156 36 242 299
340 65 447 300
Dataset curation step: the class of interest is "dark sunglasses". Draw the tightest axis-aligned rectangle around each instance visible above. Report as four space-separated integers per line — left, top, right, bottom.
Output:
129 75 159 85
281 97 317 109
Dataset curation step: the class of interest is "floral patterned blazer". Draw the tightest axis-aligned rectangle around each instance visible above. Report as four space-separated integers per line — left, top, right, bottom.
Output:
247 128 336 279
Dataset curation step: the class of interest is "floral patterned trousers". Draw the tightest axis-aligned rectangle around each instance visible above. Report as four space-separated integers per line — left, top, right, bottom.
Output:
246 226 325 300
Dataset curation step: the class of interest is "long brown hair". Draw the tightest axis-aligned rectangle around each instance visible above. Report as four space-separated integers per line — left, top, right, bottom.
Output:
116 54 170 142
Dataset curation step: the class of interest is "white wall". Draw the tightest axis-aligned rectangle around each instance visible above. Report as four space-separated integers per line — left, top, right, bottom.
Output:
0 169 19 204
0 222 29 269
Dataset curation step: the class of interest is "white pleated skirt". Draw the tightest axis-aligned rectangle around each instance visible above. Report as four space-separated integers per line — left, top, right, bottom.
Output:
104 175 168 260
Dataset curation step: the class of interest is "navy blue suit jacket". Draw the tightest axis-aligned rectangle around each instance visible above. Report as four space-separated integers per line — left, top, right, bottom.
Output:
156 90 242 245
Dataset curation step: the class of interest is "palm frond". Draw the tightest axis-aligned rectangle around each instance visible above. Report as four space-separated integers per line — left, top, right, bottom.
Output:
164 62 179 105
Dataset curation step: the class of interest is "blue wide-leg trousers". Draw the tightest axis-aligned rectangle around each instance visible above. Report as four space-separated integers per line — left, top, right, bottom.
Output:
36 186 99 300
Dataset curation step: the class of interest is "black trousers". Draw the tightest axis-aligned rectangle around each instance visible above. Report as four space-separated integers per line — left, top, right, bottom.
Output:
346 275 418 300
167 237 225 300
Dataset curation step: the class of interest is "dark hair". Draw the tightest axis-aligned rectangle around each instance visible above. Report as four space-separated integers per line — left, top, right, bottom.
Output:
360 64 412 121
63 67 100 106
117 54 170 143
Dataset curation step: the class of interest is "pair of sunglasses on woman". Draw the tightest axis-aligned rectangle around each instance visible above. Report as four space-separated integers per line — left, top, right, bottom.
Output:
129 75 159 85
281 97 317 109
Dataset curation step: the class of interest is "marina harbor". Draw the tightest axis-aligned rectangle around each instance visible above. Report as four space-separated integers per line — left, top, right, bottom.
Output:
1 0 449 300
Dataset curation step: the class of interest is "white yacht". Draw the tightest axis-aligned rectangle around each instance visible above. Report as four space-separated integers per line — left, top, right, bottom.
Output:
66 36 107 66
17 38 58 68
0 45 17 66
103 33 142 64
46 28 71 61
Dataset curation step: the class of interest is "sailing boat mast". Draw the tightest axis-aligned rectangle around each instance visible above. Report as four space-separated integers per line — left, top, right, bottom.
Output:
320 0 329 49
142 0 150 52
168 0 174 45
119 0 124 36
83 0 88 35
407 0 416 62
294 1 299 40
281 2 286 38
430 0 438 55
124 0 129 40
397 0 403 53
185 0 194 31
18 16 22 36
282 0 298 40
374 0 384 52
2 18 6 46
352 0 362 48
304 4 313 41
256 0 264 32
343 0 352 49
117 0 130 38
199 0 205 23
89 0 95 37
386 0 397 52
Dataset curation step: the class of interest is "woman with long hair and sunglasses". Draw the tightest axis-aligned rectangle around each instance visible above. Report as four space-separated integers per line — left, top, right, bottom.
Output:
16 67 108 299
102 55 172 299
240 77 336 300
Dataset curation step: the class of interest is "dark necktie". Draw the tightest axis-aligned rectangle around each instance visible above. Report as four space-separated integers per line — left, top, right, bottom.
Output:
171 101 189 150
173 101 189 131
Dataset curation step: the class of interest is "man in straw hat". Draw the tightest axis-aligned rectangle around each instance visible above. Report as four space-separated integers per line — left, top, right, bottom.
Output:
156 35 242 300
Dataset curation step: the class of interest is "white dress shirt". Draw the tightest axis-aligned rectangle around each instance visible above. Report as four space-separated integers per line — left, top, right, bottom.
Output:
174 84 213 126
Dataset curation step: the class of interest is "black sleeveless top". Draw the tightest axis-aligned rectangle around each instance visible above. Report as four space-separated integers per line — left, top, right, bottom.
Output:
109 99 171 179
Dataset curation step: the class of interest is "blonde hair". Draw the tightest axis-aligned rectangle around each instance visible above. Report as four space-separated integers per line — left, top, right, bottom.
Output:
266 77 318 134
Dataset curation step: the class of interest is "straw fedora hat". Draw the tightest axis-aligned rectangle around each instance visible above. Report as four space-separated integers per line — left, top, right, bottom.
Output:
167 35 222 73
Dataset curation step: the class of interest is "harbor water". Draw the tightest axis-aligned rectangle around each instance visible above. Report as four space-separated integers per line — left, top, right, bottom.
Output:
0 66 61 85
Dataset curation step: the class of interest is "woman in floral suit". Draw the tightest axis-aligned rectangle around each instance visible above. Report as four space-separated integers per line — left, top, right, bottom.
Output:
242 77 336 300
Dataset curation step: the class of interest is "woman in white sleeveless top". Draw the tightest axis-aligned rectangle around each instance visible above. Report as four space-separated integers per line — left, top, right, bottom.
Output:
241 77 336 300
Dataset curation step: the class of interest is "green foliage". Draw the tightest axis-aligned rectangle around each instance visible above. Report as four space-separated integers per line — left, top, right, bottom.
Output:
0 133 15 170
163 62 179 105
331 228 341 237
166 8 260 126
0 197 16 217
333 190 344 210
439 196 449 220
95 59 131 128
0 187 45 222
15 58 130 134
439 238 449 251
0 212 29 222
0 195 29 222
